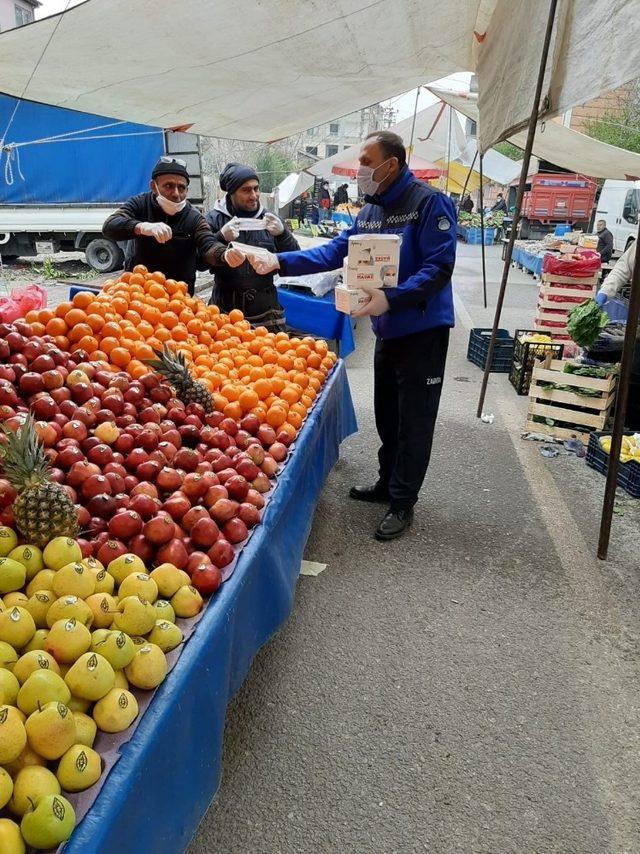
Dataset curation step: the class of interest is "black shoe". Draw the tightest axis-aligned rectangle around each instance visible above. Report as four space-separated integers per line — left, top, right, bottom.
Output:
375 508 413 541
349 483 390 503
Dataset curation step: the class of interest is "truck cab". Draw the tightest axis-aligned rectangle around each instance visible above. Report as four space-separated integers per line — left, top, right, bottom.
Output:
518 172 596 239
595 179 639 254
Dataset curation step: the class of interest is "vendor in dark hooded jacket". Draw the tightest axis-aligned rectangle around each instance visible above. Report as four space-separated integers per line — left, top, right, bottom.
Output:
103 157 243 294
204 162 299 332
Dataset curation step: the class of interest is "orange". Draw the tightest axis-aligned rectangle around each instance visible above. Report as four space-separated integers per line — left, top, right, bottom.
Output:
46 317 67 336
223 401 243 421
65 308 87 327
112 297 129 316
38 309 55 325
54 335 70 351
128 273 146 287
68 322 93 344
135 342 155 361
161 312 179 329
55 301 73 318
86 313 104 333
279 423 297 443
266 406 287 428
238 389 259 412
132 264 148 276
148 271 166 284
100 337 119 354
77 335 98 353
228 309 244 324
110 347 131 368
30 322 46 336
71 292 93 310
287 411 303 430
155 328 172 343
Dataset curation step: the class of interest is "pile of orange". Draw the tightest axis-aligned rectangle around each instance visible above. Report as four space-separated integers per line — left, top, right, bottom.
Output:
25 266 336 439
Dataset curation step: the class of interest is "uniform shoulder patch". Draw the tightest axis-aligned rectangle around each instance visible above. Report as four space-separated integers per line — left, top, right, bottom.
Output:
437 216 451 231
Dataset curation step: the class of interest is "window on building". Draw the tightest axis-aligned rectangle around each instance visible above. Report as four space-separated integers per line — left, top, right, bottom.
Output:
305 146 318 156
343 145 351 151
15 4 34 26
329 123 340 135
308 127 318 137
325 145 339 157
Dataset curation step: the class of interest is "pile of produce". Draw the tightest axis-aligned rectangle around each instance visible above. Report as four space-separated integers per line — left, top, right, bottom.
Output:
457 211 505 229
599 434 640 462
0 266 338 848
566 299 608 348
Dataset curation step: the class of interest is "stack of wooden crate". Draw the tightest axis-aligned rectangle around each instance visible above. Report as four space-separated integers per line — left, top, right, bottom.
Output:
533 271 598 344
525 358 618 443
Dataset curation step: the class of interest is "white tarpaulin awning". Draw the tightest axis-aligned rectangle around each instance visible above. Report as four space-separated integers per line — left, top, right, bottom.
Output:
0 0 485 141
308 101 466 180
275 172 315 209
455 139 521 185
429 86 640 181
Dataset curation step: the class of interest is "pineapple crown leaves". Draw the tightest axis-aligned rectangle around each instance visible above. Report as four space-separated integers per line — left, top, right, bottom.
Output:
144 343 188 375
0 416 51 489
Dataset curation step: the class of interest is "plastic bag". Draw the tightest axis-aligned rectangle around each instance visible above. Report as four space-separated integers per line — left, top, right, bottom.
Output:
0 284 47 322
542 249 601 277
276 270 341 298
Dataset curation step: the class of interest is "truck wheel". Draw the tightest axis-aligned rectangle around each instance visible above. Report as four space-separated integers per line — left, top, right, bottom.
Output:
85 238 124 273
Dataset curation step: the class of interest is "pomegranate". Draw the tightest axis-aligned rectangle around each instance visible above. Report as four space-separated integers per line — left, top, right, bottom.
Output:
191 563 222 596
130 482 159 500
182 473 208 500
87 444 115 466
261 456 279 478
186 551 210 574
191 517 220 548
209 498 239 524
238 503 261 528
208 539 234 569
109 510 143 539
182 506 210 532
223 518 248 545
84 493 117 519
245 488 265 510
82 475 112 500
96 538 128 566
129 493 161 520
163 493 192 522
155 538 189 569
156 467 183 493
143 515 175 545
251 473 271 494
129 534 154 563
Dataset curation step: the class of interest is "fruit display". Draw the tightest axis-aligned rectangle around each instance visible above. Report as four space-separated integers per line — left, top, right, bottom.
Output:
599 433 640 462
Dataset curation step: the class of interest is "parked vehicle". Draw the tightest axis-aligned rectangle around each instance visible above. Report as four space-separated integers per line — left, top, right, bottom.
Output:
595 179 639 254
517 172 597 239
0 94 203 272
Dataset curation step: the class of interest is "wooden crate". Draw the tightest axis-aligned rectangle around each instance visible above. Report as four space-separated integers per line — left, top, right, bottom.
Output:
525 358 617 443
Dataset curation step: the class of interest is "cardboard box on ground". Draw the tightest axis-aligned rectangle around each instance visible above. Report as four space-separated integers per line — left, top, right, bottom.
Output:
335 234 401 315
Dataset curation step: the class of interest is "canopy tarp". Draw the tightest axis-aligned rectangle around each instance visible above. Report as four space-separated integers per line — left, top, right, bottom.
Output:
429 86 640 181
432 159 482 195
275 172 315 209
455 139 522 186
330 153 441 180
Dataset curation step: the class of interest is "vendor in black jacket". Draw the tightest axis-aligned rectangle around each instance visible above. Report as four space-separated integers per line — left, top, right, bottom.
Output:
205 162 299 331
103 157 243 294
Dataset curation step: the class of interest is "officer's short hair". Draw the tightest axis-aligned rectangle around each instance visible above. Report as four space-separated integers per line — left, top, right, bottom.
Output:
365 131 407 168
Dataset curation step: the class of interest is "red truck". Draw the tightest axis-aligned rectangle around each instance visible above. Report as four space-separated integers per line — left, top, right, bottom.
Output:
517 172 597 238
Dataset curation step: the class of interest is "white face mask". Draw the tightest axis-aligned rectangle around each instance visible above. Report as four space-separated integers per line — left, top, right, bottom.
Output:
356 158 393 197
153 183 187 215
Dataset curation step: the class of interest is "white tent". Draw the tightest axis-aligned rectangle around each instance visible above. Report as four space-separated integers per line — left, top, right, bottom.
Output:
1 0 638 150
275 172 315 210
429 86 640 181
455 139 522 186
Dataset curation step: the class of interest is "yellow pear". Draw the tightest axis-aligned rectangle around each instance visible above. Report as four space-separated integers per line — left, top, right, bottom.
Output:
171 585 203 618
9 545 44 581
0 766 13 809
124 643 167 690
0 557 26 594
93 568 115 596
2 590 28 609
9 766 60 817
113 669 129 690
56 744 102 792
150 564 190 598
45 595 93 629
23 590 56 629
0 668 20 705
13 650 60 684
17 671 71 716
0 818 24 854
84 593 116 629
113 596 156 636
118 573 158 603
0 640 18 670
25 702 76 760
20 792 75 849
67 695 91 714
65 652 115 701
81 556 104 576
93 688 139 732
0 527 18 557
45 618 92 664
0 705 27 764
147 620 183 652
72 711 97 747
154 599 176 623
0 607 35 649
52 562 96 599
26 569 55 598
2 743 46 776
22 629 49 653
42 537 82 571
91 630 135 669
107 553 145 585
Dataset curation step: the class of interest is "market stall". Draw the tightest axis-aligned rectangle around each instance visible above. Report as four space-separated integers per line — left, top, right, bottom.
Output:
278 288 356 358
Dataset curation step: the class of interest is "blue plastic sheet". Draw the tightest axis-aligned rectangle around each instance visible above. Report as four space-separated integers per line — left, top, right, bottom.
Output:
64 361 357 854
278 288 356 357
512 245 543 276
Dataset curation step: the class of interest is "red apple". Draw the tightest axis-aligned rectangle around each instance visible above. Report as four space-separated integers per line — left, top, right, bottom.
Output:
191 563 222 596
208 539 234 569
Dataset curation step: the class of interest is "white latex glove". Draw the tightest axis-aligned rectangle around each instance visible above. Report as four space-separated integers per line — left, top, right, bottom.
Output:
220 216 241 242
353 287 390 317
138 222 172 243
248 251 280 276
264 212 285 236
224 247 246 268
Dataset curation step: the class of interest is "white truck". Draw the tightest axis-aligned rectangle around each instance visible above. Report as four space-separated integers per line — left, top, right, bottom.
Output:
595 179 640 254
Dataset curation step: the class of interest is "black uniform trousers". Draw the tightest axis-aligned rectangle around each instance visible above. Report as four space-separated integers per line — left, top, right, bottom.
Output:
374 326 450 510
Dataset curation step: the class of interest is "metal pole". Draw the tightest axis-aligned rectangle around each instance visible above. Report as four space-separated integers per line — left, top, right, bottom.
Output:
407 86 421 168
479 153 488 309
445 105 452 195
458 148 478 208
476 0 558 418
597 221 640 559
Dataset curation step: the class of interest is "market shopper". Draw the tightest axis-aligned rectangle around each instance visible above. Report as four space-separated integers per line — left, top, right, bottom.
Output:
248 131 456 541
333 183 349 207
102 157 243 294
596 219 614 264
204 162 299 332
319 181 331 220
490 193 507 214
596 240 640 428
460 194 474 213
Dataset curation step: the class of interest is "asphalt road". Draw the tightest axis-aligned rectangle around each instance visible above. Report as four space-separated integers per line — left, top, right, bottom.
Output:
184 243 640 854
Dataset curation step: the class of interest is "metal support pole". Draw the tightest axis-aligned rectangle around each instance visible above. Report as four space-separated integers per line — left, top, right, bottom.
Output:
479 153 488 309
476 0 558 418
445 105 452 195
458 148 478 208
407 87 421 168
598 221 640 559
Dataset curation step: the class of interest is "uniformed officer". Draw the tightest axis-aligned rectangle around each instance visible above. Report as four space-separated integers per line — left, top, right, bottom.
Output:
249 131 456 541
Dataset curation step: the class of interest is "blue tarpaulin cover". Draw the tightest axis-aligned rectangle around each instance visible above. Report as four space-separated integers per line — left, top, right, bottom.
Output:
278 288 356 357
64 360 357 854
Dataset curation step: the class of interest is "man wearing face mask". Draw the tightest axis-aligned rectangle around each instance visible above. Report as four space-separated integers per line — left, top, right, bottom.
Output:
248 131 456 541
203 162 299 331
102 157 243 294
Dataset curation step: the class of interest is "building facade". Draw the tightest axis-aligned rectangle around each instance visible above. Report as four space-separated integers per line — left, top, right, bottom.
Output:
0 0 40 31
301 104 396 160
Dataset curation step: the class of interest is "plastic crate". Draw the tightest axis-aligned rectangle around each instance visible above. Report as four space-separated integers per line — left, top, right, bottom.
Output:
586 432 640 498
466 328 514 372
603 297 629 322
508 330 564 395
464 227 495 245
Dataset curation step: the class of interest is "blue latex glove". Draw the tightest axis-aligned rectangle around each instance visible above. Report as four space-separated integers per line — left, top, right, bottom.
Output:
594 291 607 307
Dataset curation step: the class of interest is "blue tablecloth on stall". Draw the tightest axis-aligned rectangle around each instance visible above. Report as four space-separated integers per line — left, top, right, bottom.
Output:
65 360 357 854
512 245 544 276
278 287 356 357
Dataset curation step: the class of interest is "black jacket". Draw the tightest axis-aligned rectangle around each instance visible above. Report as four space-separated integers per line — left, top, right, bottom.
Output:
204 197 299 313
597 228 614 264
490 198 508 214
103 192 226 290
333 187 349 207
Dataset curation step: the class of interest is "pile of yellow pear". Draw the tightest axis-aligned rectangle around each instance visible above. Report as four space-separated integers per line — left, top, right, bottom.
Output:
0 530 203 851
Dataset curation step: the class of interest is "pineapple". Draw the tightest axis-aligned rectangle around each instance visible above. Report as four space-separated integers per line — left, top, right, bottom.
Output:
0 418 78 548
145 345 214 412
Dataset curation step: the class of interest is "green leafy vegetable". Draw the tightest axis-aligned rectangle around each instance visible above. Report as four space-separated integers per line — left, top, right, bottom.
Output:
566 299 609 348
